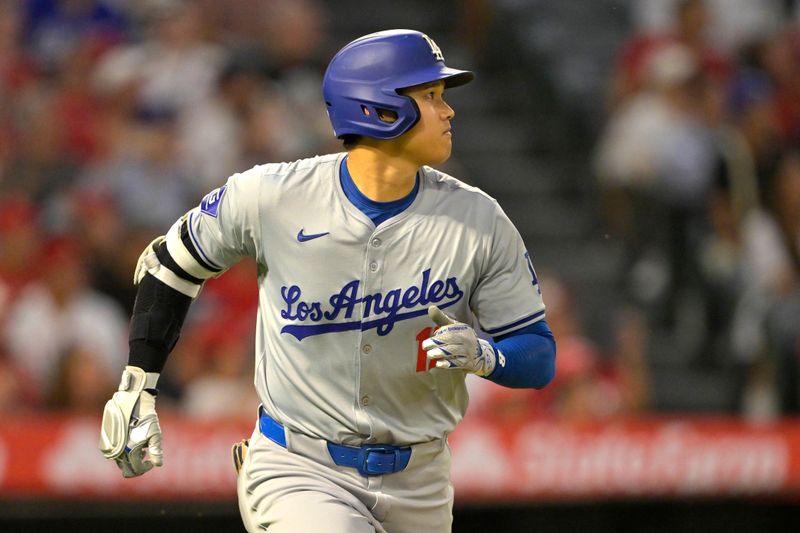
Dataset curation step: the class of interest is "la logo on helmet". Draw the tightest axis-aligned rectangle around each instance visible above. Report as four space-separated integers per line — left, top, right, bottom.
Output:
421 34 444 62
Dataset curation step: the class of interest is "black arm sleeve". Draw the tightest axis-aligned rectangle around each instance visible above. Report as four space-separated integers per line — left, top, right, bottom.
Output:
128 273 193 373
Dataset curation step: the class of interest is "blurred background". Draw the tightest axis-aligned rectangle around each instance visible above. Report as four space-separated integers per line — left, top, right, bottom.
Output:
1 0 800 531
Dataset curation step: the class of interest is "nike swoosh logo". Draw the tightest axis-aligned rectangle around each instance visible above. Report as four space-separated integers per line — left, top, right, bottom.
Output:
297 229 330 242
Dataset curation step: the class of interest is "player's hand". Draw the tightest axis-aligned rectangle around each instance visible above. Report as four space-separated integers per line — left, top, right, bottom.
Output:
99 366 163 478
422 306 498 377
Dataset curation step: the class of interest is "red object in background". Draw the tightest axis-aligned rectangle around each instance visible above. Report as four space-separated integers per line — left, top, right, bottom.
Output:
192 261 259 339
1 414 800 502
54 89 101 163
616 33 730 90
38 235 81 264
0 196 38 234
0 196 41 296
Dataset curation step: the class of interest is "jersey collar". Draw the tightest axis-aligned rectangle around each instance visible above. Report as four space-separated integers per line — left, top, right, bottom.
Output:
333 153 426 231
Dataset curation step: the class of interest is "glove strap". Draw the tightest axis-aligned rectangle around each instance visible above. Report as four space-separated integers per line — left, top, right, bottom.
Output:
478 339 498 377
119 366 160 392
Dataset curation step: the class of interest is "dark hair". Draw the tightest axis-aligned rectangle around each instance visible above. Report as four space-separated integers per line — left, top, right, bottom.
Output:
341 134 362 150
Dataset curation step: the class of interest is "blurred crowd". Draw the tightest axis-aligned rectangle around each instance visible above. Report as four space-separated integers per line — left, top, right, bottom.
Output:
0 0 338 417
1 0 798 425
594 0 800 419
471 0 800 426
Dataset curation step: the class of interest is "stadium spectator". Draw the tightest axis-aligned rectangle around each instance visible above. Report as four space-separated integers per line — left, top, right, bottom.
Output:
70 190 145 313
241 0 336 160
3 90 80 212
0 346 24 412
0 197 41 318
1 236 127 406
96 0 222 116
757 26 800 148
595 43 718 323
46 344 116 413
542 276 650 422
0 1 40 101
465 275 649 424
759 151 800 414
177 50 268 193
76 107 193 230
180 334 258 419
609 0 731 110
22 0 128 71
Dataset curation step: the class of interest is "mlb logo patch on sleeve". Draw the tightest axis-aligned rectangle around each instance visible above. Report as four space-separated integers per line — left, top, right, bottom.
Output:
200 185 227 218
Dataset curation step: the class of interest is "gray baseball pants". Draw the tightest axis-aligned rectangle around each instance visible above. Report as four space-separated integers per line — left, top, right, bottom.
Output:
237 423 454 532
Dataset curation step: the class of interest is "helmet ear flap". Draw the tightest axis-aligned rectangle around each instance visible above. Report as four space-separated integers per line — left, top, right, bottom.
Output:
329 93 418 140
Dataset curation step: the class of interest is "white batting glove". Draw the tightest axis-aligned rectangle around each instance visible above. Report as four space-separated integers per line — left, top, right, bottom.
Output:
422 306 502 377
99 366 163 478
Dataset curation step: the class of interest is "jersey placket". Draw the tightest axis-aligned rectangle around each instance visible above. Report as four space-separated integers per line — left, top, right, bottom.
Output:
354 228 389 443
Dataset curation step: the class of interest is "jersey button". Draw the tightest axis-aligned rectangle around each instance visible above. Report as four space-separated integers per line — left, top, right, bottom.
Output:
371 238 381 248
369 261 379 272
361 395 370 406
362 344 372 354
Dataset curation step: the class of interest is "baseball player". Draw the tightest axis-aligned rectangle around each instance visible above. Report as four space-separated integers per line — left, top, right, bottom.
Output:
99 29 556 532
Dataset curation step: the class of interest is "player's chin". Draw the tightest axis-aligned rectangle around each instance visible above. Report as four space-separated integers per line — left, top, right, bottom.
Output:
428 143 452 165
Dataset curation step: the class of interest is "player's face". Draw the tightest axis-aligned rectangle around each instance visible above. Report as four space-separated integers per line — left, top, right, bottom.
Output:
397 80 455 166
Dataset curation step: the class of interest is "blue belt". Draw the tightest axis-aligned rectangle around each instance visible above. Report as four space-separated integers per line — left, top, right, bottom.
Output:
258 408 412 477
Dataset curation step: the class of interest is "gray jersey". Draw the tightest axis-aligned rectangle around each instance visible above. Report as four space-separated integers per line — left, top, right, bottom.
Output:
164 153 544 445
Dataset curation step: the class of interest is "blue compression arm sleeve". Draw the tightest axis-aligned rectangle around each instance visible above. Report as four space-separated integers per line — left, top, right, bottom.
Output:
485 320 556 389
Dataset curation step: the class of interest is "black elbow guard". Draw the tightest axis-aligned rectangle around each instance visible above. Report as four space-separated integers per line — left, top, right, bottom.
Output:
129 273 192 372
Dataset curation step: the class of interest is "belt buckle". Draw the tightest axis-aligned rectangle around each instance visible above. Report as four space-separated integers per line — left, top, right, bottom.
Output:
356 445 400 477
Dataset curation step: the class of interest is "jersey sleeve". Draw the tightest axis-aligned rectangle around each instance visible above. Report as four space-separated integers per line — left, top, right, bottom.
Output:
470 201 546 337
164 166 263 278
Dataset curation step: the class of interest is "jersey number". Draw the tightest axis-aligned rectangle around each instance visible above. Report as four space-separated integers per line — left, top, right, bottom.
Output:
415 327 438 372
524 251 541 294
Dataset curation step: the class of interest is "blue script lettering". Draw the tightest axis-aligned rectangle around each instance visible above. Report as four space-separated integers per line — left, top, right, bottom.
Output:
324 280 360 320
280 269 464 341
281 286 323 321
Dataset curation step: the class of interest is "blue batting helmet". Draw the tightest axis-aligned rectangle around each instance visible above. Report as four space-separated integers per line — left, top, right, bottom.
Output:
322 29 475 140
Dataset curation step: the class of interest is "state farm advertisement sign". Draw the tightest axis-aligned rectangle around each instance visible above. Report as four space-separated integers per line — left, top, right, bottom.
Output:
0 415 252 499
450 417 800 500
1 415 799 501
